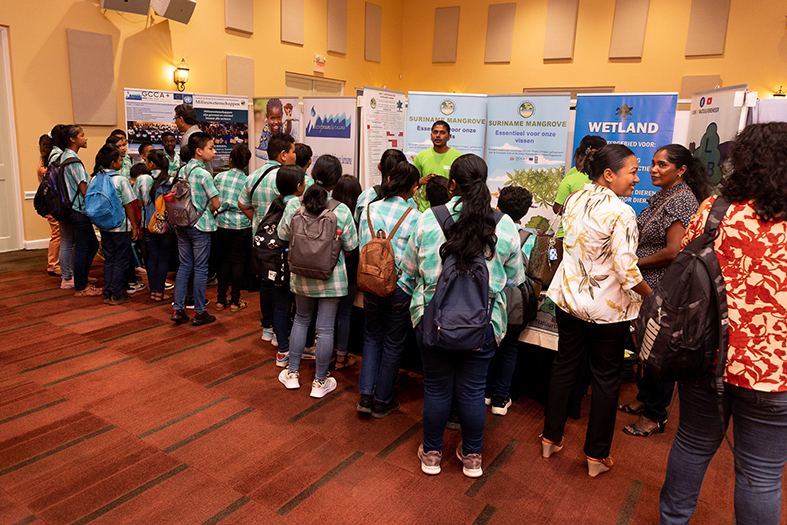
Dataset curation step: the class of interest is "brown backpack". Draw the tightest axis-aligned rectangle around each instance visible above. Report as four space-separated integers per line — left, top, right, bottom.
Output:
357 204 413 297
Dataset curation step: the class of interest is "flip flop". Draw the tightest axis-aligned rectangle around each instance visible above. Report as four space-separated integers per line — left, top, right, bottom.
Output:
334 354 357 370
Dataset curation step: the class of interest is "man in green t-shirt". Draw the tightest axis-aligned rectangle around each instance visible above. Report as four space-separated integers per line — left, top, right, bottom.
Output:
413 120 463 211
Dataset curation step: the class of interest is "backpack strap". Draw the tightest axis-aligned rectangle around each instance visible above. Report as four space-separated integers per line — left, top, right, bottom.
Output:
368 202 413 240
433 204 503 234
250 165 279 199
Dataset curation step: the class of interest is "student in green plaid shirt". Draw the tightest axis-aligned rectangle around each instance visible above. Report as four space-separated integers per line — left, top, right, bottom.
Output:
239 133 297 341
214 144 252 312
276 155 358 400
398 154 525 478
107 129 133 179
354 149 417 223
171 133 220 326
356 161 421 418
161 132 181 176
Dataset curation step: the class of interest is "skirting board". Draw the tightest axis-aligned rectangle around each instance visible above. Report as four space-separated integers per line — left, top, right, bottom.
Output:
24 239 49 250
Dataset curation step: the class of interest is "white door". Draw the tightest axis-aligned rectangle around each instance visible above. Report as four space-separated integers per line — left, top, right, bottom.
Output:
0 27 21 252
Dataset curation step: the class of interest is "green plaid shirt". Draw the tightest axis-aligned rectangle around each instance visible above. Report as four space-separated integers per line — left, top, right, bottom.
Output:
61 148 88 213
355 186 418 225
238 161 280 232
398 196 526 342
358 196 421 269
277 194 358 297
183 159 219 233
120 154 133 179
214 168 251 230
166 152 181 176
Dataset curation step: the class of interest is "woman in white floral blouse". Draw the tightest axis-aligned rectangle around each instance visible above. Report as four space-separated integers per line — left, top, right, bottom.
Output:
540 144 652 478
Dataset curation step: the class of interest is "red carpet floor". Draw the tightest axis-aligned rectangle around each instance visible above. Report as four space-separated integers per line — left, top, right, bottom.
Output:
0 260 782 524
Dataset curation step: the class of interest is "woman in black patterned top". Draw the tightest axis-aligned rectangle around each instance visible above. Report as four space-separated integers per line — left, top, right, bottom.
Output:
618 144 709 436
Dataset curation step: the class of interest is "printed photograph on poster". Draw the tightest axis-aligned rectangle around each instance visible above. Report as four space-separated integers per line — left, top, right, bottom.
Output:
253 97 300 161
485 95 570 230
362 87 406 189
303 97 357 175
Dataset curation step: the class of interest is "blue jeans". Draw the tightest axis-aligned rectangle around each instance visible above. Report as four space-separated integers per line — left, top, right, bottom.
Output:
101 231 132 298
68 210 99 291
144 229 175 294
271 283 292 354
485 324 523 399
417 322 496 455
660 377 787 525
173 227 211 313
289 295 341 380
359 287 412 403
58 218 74 280
336 283 357 357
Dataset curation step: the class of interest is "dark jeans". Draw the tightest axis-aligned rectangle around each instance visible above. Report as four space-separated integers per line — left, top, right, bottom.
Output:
359 287 412 404
543 307 630 459
636 373 675 423
486 324 523 399
336 283 357 357
660 377 787 525
68 210 99 291
216 227 251 305
173 227 211 313
271 283 292 353
418 322 496 455
144 229 176 294
101 231 132 298
260 280 274 329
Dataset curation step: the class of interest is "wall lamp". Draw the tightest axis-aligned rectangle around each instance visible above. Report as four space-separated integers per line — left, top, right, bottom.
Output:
173 59 190 91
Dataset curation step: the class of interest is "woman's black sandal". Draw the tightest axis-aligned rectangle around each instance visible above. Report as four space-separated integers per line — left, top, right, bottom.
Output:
617 403 644 415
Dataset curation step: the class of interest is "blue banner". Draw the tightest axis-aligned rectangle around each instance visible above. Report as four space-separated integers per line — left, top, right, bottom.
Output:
405 92 487 158
573 93 677 215
485 95 571 228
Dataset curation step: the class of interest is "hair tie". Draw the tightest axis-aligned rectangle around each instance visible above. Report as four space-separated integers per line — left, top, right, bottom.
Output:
585 147 592 155
314 179 323 186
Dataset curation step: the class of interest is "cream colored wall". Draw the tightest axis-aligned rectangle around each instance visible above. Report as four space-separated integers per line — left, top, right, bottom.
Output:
5 0 786 244
3 0 403 243
400 0 786 95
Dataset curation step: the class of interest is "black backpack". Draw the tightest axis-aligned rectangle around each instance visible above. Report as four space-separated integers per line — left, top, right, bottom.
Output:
505 229 538 330
421 205 503 352
635 196 730 384
34 155 82 221
252 203 288 284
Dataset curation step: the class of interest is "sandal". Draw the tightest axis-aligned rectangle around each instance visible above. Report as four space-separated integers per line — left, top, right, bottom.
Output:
617 403 644 415
150 293 160 302
230 300 247 312
215 302 226 311
622 417 667 437
334 354 357 370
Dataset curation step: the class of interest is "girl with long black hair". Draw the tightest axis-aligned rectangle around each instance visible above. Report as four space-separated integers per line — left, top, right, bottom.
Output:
276 155 358 399
398 154 525 477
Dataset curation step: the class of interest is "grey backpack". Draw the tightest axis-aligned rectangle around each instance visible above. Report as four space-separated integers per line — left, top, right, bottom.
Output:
164 166 208 228
288 200 343 280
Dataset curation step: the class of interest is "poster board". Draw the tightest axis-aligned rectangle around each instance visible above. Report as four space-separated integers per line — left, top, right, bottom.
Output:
302 96 358 176
405 92 487 158
360 86 406 190
252 96 301 164
124 88 249 171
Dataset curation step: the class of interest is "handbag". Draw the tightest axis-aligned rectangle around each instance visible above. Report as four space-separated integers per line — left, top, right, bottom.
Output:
526 212 563 288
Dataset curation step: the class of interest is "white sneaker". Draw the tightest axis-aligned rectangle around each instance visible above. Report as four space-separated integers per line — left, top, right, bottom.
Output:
60 278 74 289
278 368 300 389
310 376 337 398
301 346 316 360
484 397 491 406
261 327 274 341
276 352 289 368
127 282 146 294
271 333 279 347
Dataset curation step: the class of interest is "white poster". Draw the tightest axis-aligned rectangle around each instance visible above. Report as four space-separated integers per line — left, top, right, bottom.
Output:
405 92 487 158
124 88 249 171
302 97 358 176
687 85 749 185
361 86 406 190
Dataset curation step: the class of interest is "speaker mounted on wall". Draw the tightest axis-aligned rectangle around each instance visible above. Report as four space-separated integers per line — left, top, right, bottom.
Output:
100 0 151 16
151 0 196 24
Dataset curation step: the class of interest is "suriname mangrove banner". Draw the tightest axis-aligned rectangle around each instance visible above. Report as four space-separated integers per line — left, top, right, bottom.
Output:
573 93 678 216
485 94 571 228
405 92 487 159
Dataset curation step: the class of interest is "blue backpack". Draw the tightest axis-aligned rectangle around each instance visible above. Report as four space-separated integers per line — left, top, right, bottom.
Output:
421 205 503 352
85 170 125 230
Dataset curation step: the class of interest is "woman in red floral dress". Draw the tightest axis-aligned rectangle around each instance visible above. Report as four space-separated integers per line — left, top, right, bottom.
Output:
660 122 787 525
